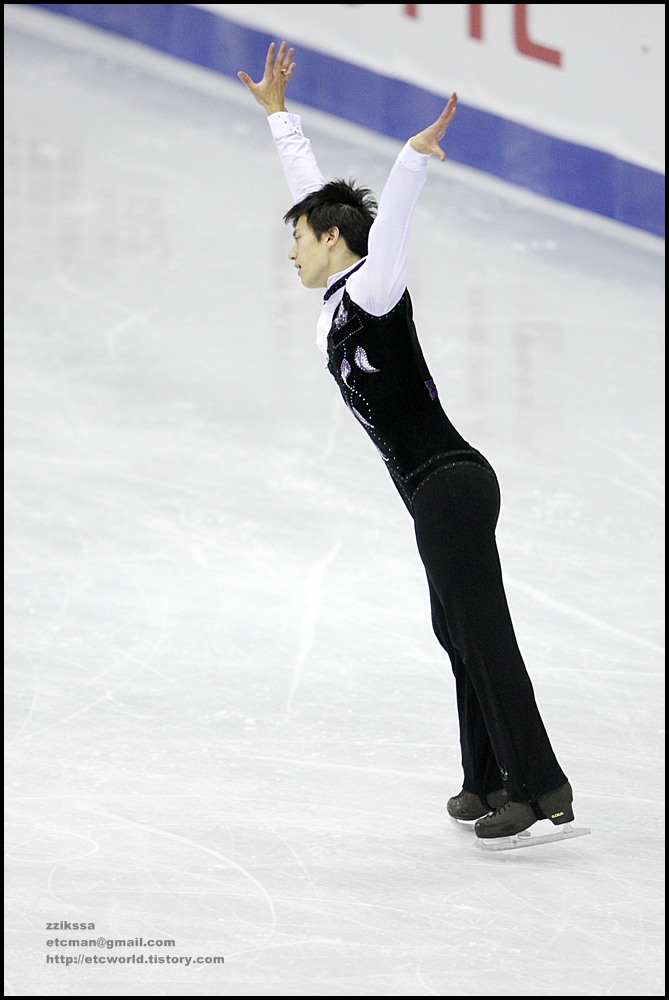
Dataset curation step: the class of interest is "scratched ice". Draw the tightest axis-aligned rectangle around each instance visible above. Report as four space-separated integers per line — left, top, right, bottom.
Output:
4 6 665 997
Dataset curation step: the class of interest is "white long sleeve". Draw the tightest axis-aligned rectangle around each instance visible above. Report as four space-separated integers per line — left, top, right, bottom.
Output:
268 112 430 351
348 141 428 317
267 112 325 203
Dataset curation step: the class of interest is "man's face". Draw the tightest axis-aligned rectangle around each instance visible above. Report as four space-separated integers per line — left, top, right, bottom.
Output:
288 214 331 289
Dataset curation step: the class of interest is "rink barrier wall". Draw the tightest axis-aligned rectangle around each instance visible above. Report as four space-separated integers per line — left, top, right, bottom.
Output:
24 3 665 238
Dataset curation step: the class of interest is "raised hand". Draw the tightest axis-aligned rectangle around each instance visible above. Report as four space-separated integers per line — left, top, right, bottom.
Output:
237 41 296 115
409 93 458 161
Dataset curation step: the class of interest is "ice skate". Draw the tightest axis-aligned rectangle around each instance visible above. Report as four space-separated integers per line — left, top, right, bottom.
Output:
447 787 507 826
474 782 591 851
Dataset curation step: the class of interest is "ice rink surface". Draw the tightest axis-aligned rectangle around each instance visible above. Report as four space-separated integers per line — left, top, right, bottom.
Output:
4 5 665 996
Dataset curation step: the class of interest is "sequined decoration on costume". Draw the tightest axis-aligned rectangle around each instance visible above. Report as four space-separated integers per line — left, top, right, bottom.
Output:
350 405 374 428
425 378 438 400
340 357 351 386
373 441 390 462
354 345 380 373
333 303 349 329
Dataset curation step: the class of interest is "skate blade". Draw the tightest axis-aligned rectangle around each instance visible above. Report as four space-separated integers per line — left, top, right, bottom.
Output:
474 822 592 852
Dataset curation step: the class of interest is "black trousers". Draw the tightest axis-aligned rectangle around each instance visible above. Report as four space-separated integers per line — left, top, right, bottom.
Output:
411 460 567 803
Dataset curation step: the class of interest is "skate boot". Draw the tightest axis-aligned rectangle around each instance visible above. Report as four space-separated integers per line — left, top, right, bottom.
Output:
474 781 574 839
447 787 507 822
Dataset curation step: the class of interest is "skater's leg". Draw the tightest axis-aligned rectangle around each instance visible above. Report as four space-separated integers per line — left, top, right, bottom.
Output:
413 463 568 803
427 579 501 799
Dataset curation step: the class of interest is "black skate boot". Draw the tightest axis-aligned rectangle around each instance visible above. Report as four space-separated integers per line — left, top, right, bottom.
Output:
447 787 507 822
474 781 574 839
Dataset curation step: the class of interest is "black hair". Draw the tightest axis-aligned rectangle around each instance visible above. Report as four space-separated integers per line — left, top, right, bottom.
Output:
283 179 378 258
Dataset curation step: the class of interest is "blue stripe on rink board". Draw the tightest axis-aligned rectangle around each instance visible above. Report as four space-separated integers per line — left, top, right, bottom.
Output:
25 3 665 238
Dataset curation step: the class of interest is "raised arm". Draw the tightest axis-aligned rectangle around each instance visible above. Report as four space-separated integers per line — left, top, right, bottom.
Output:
348 94 459 317
238 42 325 204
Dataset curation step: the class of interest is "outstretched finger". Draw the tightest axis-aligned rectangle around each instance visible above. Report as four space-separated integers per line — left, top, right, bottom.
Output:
264 41 277 78
282 46 295 74
444 92 458 118
273 40 289 76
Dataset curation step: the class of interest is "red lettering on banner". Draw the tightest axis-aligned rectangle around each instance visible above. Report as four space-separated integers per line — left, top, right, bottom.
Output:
469 5 483 39
514 5 561 65
468 5 561 66
346 3 561 64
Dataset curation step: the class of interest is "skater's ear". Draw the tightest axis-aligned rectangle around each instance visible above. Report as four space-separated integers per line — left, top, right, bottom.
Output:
324 226 342 246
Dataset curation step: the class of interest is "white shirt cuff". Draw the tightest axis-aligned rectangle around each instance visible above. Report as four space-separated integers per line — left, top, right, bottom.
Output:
267 112 303 140
396 140 430 171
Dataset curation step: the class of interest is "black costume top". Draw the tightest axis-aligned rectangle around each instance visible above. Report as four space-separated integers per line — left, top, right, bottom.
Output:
326 286 489 511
